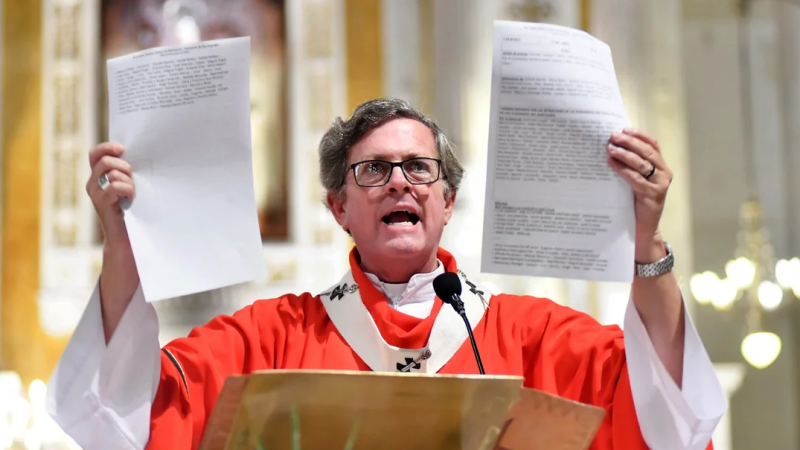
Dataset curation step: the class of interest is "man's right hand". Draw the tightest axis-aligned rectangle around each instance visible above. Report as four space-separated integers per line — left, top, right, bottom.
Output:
87 142 135 248
87 142 141 343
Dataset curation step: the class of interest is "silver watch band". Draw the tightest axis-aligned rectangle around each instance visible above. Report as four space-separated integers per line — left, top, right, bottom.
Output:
635 241 674 277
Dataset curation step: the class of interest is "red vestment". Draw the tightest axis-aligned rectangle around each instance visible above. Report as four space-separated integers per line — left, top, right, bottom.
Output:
147 248 712 450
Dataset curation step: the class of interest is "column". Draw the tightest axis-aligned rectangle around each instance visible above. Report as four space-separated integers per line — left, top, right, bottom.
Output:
433 0 490 280
777 2 800 256
748 0 790 252
38 0 102 339
0 0 4 366
344 0 382 110
430 0 470 153
2 0 70 385
381 0 420 106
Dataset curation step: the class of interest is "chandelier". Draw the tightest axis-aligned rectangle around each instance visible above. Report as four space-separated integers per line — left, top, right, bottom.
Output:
0 371 80 450
689 0 800 370
690 200 800 369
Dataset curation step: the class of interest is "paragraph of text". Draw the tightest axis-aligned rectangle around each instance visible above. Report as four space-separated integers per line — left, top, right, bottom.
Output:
500 76 616 102
501 50 608 72
490 243 608 273
495 107 616 183
493 204 612 237
116 55 230 115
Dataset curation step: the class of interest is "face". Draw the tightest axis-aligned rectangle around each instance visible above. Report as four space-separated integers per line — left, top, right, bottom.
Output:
327 118 456 267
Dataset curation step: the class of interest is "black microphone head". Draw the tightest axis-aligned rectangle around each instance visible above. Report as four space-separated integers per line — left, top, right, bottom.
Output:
433 272 462 302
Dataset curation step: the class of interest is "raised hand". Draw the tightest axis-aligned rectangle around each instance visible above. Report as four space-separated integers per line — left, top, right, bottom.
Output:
86 142 135 249
606 128 673 261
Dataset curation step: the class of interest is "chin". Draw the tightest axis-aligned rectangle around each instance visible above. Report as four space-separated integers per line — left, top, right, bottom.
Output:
383 237 424 254
352 223 441 261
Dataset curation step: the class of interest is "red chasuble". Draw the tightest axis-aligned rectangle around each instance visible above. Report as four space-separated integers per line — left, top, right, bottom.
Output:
147 248 711 450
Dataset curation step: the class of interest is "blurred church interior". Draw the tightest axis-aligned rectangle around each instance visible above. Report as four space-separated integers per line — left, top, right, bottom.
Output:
1 0 800 448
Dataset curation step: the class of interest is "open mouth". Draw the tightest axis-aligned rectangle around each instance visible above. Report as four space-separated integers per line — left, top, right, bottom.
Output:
381 210 420 226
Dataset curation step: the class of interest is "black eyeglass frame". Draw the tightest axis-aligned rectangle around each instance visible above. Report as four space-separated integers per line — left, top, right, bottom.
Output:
348 157 443 187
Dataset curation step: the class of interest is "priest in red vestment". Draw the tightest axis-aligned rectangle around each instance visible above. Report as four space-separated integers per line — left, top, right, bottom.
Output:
47 98 725 450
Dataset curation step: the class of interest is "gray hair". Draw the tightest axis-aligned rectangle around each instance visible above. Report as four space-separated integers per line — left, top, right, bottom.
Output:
318 98 465 200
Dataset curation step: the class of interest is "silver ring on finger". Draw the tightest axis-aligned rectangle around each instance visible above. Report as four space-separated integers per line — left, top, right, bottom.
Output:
643 164 656 180
98 172 111 190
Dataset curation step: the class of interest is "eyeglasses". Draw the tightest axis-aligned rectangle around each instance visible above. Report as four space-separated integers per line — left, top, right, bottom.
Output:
350 157 442 187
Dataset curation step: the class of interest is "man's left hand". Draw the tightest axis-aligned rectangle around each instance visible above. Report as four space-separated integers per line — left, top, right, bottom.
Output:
606 128 673 261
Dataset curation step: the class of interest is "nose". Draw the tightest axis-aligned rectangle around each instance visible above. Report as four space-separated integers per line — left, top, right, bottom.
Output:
384 164 411 193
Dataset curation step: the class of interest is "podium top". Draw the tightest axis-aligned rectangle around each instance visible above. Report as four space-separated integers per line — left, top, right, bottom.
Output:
199 370 603 450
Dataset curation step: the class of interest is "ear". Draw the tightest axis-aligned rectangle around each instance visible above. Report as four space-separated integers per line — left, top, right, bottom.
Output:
443 190 456 226
327 190 349 231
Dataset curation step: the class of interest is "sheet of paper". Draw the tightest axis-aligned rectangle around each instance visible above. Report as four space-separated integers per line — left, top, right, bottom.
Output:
107 37 265 302
481 21 636 283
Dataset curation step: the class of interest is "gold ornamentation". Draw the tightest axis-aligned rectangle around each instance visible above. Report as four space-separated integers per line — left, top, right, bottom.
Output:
266 259 297 282
313 227 334 246
307 69 334 131
344 0 383 111
304 1 333 58
54 2 80 59
506 0 555 22
47 0 87 248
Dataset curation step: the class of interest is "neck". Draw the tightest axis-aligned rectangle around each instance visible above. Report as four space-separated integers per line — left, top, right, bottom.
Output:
358 250 439 283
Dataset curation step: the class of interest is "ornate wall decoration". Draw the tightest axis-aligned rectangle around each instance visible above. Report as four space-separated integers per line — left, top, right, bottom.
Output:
307 69 335 131
304 0 333 58
50 3 81 248
302 0 342 252
506 0 556 22
39 0 101 337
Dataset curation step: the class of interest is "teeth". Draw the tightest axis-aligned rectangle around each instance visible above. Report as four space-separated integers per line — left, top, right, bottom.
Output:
381 210 419 225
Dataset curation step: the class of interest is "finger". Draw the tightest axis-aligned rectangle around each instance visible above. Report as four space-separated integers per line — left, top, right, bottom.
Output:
607 157 653 195
622 127 660 152
94 179 135 213
607 144 655 179
89 142 124 168
106 170 135 192
86 157 133 198
91 155 133 180
609 131 667 170
102 181 135 204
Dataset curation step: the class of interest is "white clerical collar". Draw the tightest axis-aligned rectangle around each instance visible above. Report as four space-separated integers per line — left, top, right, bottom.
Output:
318 265 491 373
364 261 445 318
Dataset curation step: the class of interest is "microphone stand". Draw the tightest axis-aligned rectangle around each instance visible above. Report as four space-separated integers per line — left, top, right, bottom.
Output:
449 294 485 375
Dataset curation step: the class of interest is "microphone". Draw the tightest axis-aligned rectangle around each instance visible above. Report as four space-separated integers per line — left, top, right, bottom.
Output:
433 272 485 375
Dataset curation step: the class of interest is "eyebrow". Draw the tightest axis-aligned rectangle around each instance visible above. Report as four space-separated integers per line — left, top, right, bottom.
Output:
357 151 431 162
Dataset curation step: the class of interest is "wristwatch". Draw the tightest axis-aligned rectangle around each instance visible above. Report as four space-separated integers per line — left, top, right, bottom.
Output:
635 241 674 277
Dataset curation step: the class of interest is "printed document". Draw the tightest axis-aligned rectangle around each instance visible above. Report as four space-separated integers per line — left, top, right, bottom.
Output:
481 21 636 283
107 37 265 301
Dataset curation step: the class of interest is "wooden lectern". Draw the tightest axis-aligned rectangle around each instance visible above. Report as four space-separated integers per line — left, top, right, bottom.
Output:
199 370 604 450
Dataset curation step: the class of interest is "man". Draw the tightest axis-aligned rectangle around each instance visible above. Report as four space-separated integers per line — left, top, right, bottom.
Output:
47 98 725 449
